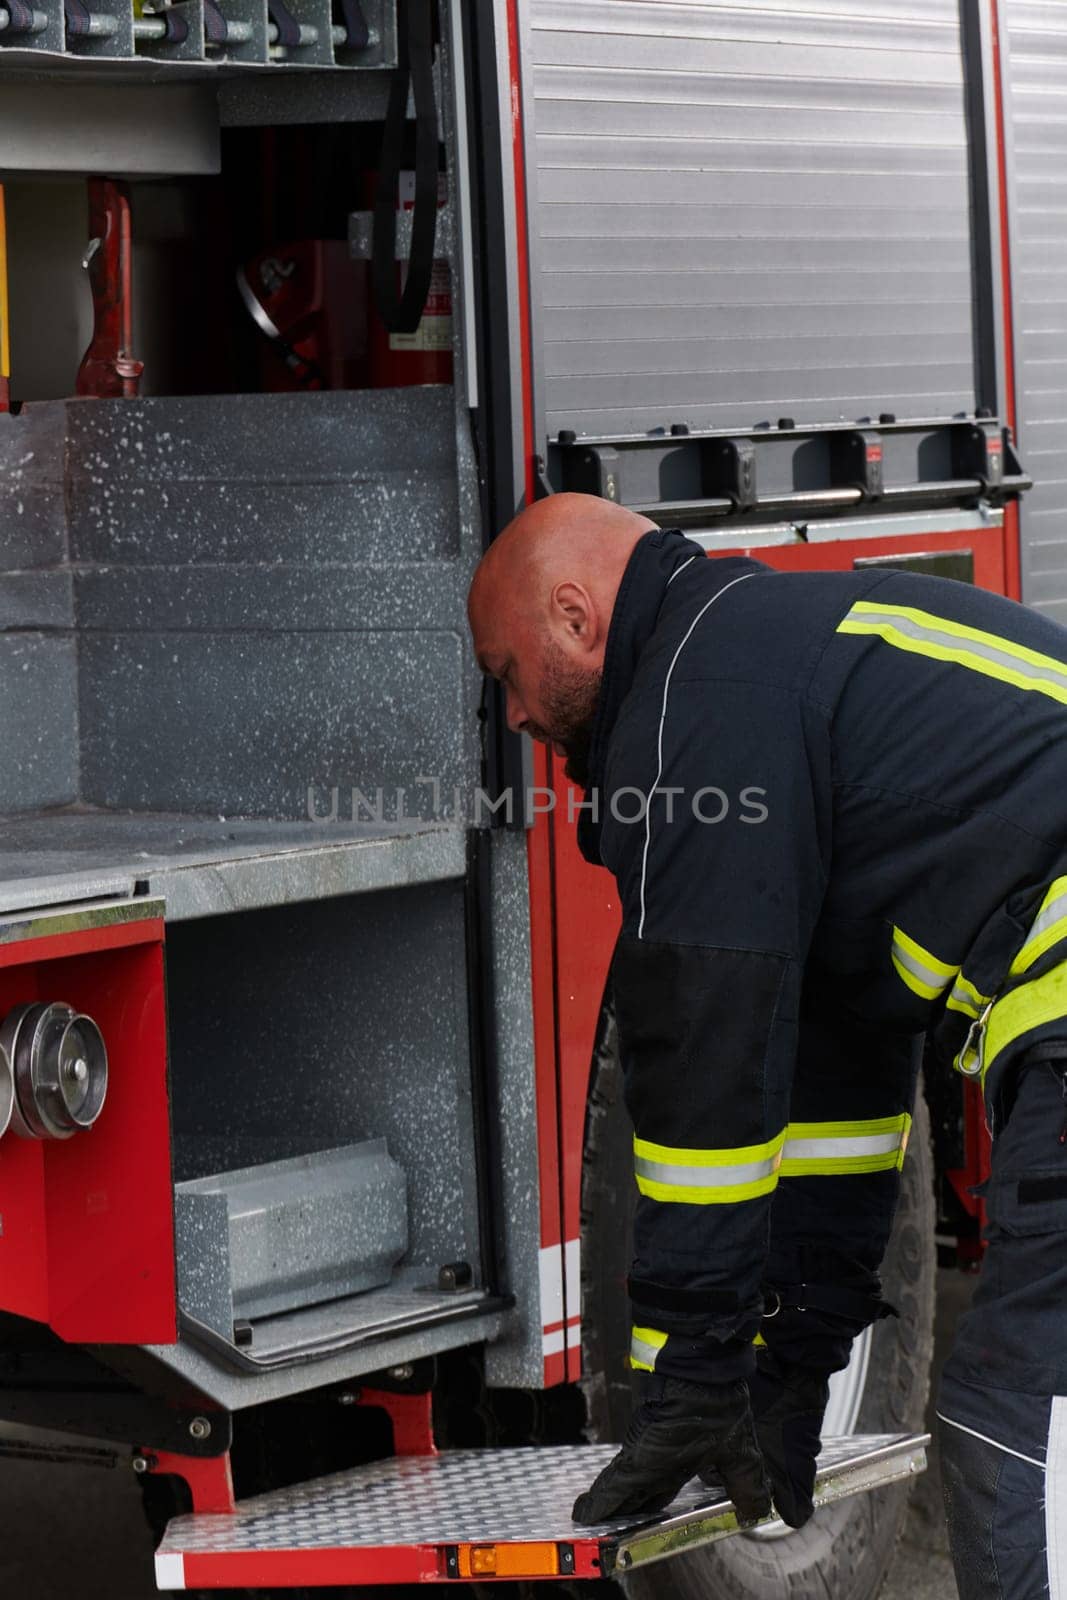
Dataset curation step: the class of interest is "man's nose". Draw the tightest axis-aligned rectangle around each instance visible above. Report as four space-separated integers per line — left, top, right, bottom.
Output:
505 684 528 734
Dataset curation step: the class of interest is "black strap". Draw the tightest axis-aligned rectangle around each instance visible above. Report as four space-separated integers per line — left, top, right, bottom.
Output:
763 1282 898 1325
267 0 301 48
200 0 225 45
372 0 439 334
628 1276 740 1318
62 0 92 36
338 0 369 49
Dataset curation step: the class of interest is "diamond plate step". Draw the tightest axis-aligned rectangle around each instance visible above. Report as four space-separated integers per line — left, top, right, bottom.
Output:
154 1432 928 1588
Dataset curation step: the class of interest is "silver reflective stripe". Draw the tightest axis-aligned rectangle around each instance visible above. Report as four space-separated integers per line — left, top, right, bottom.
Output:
783 1131 903 1163
851 609 1067 696
1029 886 1067 944
634 1152 781 1190
891 937 953 996
937 1411 1046 1471
1018 884 1067 969
948 976 988 1017
630 1331 663 1371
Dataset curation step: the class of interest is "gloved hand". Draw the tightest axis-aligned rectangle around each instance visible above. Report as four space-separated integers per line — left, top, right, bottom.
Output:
572 1374 772 1526
740 1350 830 1529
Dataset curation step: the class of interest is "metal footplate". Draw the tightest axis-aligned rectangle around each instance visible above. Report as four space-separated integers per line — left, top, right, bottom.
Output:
154 1433 928 1588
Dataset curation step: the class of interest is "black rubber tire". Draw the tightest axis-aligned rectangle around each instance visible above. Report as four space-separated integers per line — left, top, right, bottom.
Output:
580 1006 937 1600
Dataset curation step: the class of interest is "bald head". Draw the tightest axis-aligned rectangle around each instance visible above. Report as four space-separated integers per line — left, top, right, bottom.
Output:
467 492 656 783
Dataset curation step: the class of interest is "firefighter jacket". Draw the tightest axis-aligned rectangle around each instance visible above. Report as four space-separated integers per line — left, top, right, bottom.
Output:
578 527 1067 1384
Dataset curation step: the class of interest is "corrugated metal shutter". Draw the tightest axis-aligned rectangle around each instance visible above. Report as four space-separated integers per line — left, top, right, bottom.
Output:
1003 2 1067 623
523 0 978 440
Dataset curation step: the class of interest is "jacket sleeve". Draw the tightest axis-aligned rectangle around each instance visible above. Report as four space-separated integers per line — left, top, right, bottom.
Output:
599 679 830 1383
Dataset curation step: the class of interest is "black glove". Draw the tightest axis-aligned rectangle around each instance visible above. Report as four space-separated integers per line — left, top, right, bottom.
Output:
742 1350 830 1529
572 1374 772 1527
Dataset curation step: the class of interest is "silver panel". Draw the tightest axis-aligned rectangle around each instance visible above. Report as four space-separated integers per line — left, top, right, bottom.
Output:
177 1140 408 1328
521 0 977 439
1002 2 1067 623
139 1299 510 1411
483 828 542 1389
0 816 466 919
0 83 219 176
155 1433 927 1572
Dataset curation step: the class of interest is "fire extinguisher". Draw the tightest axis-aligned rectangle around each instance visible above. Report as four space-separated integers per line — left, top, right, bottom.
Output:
370 0 452 388
237 239 368 393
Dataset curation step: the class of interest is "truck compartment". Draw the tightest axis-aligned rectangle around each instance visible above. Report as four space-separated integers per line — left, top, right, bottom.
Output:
164 882 485 1359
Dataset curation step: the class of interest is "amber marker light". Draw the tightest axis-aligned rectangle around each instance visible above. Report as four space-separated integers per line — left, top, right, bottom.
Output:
457 1541 561 1579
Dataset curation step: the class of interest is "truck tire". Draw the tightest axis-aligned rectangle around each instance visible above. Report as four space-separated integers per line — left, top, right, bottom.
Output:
580 1006 936 1600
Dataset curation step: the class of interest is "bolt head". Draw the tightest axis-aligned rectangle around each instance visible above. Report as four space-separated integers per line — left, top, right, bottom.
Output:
337 1391 357 1406
188 1416 212 1440
388 1364 414 1382
131 1455 149 1474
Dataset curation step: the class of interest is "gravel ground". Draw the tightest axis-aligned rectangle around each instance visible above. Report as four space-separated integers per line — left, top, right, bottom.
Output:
0 1272 974 1599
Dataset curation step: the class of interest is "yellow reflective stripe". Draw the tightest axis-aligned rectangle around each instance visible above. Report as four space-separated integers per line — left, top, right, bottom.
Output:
779 1113 912 1177
634 1130 786 1205
891 926 958 1002
838 600 1067 707
982 959 1067 1081
946 973 991 1019
1011 877 1067 977
843 600 1067 674
630 1325 668 1373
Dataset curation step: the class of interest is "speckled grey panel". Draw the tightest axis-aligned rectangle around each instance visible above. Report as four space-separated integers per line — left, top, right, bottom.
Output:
0 572 73 631
177 1140 408 1328
0 405 68 572
65 390 458 566
165 883 480 1278
0 635 78 812
174 1188 233 1341
78 628 466 819
73 563 461 634
483 829 542 1390
0 387 478 819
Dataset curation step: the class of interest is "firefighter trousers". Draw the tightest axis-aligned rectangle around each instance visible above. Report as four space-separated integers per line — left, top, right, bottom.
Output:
937 1050 1067 1600
762 1007 921 1372
764 1014 1067 1598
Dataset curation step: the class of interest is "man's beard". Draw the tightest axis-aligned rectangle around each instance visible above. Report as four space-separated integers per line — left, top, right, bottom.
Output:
528 641 602 790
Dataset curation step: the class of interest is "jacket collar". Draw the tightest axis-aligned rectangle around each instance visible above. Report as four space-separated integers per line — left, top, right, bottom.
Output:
578 527 705 861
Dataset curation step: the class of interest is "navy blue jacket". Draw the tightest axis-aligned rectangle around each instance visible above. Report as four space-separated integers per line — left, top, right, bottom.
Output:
580 528 1067 1380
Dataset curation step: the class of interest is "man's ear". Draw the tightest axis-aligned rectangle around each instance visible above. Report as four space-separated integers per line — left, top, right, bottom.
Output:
550 580 600 653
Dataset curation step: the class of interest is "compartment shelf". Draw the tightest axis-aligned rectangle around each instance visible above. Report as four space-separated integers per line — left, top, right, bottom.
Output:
0 812 467 919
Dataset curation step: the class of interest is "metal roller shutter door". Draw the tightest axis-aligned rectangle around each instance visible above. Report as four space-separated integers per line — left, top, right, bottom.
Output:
1002 1 1067 623
521 0 978 441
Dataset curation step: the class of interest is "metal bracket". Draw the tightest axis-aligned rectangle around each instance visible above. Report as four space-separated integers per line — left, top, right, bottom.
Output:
952 417 1005 493
137 1446 236 1514
705 437 758 510
550 414 1030 528
831 429 884 498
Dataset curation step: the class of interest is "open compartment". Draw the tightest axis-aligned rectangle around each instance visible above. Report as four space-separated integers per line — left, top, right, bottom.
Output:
164 880 488 1363
0 8 498 1386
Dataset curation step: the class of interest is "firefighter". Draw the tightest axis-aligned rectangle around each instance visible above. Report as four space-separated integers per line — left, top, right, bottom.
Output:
467 492 1067 1599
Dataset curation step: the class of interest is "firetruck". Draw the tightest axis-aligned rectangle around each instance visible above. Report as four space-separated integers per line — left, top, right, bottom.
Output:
0 0 1056 1594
